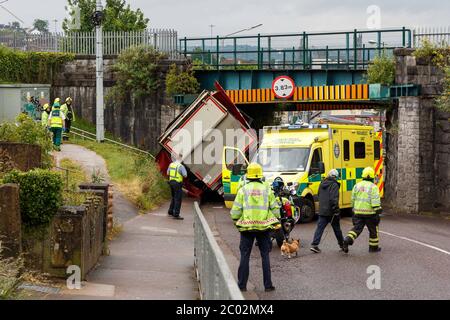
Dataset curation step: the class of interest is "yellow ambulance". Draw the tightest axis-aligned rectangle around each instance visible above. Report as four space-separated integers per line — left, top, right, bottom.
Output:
222 123 384 222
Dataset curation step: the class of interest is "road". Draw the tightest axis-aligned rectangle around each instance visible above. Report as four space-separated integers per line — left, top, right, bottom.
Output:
202 203 450 300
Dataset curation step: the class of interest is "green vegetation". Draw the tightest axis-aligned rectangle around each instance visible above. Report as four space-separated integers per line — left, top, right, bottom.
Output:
3 169 63 227
64 0 149 32
165 63 200 96
366 51 395 85
0 248 25 300
414 39 450 112
59 158 90 206
0 114 54 169
32 19 49 33
70 137 170 211
0 46 74 84
72 117 116 141
107 45 168 102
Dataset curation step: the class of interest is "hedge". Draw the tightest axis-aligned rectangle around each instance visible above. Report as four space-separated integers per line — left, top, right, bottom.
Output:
3 169 63 227
0 114 54 169
0 45 74 84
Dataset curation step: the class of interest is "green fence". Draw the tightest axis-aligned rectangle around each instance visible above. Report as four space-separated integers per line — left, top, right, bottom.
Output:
180 27 412 71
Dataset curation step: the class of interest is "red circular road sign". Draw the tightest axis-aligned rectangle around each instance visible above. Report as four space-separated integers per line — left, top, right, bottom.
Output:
272 76 295 99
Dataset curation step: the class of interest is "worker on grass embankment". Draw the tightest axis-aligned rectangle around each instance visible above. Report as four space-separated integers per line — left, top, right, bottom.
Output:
48 98 65 151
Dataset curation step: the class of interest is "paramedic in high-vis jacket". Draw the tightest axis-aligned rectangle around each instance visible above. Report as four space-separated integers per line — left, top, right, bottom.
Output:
230 163 280 292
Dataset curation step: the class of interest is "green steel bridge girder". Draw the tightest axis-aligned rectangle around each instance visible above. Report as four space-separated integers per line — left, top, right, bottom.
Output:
195 69 367 91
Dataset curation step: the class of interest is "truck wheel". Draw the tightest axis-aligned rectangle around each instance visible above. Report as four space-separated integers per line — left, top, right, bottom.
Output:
274 230 285 248
297 198 315 223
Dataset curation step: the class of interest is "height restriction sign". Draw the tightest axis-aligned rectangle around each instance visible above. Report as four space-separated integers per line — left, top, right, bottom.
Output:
272 76 295 99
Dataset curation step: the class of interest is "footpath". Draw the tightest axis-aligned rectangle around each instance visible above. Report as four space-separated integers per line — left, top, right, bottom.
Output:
46 144 198 300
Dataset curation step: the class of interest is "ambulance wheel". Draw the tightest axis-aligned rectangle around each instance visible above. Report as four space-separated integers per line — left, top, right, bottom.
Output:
298 198 315 223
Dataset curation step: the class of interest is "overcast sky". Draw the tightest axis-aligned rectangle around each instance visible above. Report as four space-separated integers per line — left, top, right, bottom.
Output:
0 0 448 36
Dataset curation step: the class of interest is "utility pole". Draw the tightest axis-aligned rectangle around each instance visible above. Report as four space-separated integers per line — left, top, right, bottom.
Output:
209 24 215 48
95 0 104 142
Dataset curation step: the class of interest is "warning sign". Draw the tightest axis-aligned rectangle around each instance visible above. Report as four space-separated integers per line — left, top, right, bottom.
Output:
272 76 295 99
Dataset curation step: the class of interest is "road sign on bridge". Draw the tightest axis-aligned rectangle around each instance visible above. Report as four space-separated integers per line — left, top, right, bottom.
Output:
272 76 295 99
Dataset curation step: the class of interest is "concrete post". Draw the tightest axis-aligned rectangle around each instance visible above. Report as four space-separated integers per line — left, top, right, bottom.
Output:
0 184 22 258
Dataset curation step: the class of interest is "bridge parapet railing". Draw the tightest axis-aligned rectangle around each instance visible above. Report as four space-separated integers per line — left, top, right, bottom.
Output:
180 27 412 71
193 202 244 300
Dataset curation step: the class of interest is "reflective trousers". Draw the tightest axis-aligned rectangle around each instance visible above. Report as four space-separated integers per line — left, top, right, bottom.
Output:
346 214 380 248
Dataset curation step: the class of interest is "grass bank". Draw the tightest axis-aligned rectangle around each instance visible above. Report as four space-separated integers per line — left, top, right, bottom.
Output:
58 158 90 206
70 135 170 211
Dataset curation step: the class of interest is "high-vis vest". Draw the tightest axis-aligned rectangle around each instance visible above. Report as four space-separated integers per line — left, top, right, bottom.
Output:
50 109 63 128
351 180 381 215
41 111 49 127
230 181 281 232
61 103 74 121
168 162 183 183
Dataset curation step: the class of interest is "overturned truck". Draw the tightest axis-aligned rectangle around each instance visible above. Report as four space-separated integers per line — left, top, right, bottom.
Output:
157 83 256 199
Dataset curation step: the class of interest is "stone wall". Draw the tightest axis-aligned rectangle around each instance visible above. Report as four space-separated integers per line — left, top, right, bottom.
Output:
52 56 188 153
0 142 41 171
22 193 106 280
0 184 21 258
387 48 450 213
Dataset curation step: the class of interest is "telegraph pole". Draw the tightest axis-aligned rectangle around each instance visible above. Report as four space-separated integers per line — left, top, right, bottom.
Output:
95 0 104 142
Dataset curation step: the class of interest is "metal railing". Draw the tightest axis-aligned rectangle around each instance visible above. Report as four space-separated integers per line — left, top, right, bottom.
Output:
193 202 244 300
70 126 155 158
0 29 180 58
413 26 450 47
180 27 412 71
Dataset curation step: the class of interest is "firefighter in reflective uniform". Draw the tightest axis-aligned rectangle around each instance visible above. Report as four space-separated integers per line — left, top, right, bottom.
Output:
48 99 65 151
61 97 75 141
342 167 382 253
167 153 187 220
41 103 51 128
230 163 280 292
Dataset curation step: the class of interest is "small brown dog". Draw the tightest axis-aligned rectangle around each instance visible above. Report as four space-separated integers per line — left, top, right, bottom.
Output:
281 239 300 258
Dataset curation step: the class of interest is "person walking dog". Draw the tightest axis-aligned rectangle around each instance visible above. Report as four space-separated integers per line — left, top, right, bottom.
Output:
310 169 344 253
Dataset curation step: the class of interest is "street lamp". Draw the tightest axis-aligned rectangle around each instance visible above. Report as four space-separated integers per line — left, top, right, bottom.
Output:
221 23 263 64
224 23 263 38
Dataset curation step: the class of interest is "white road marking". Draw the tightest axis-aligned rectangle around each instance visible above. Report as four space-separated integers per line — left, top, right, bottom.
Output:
140 226 178 234
380 231 450 256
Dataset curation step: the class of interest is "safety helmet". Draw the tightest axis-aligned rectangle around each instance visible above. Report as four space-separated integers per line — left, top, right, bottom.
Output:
246 163 263 180
43 103 50 110
53 98 61 107
328 169 339 179
362 167 375 180
65 97 73 103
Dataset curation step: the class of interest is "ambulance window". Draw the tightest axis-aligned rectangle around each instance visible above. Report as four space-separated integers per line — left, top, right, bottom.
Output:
343 140 350 161
354 142 366 159
310 148 322 169
225 149 246 171
374 141 381 160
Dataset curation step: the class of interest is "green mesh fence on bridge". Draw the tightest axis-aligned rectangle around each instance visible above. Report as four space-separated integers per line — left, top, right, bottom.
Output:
180 28 412 71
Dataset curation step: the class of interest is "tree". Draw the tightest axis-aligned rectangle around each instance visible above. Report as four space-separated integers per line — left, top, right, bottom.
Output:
33 19 49 33
165 64 200 96
63 0 149 32
366 51 395 85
